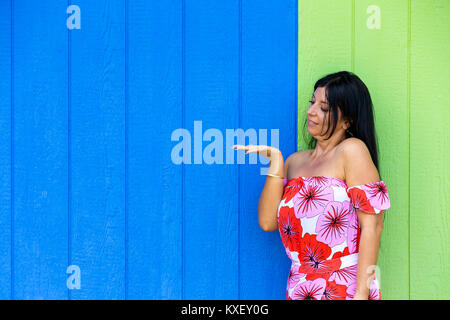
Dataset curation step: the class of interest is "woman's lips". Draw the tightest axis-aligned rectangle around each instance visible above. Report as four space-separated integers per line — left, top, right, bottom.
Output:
308 120 317 126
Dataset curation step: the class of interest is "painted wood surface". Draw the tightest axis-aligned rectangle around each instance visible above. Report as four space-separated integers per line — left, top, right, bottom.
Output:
298 0 449 299
0 0 12 300
0 0 297 299
11 1 69 299
409 0 449 300
69 0 126 299
1 0 448 300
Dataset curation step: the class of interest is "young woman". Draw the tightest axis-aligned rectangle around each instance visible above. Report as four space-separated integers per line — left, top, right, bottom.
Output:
233 71 390 300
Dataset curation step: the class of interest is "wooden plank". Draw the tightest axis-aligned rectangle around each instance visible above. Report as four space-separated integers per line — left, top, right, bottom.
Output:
13 1 68 299
410 0 449 300
298 0 353 150
0 0 12 299
183 0 240 299
127 0 183 299
70 0 125 299
354 0 410 300
239 0 298 299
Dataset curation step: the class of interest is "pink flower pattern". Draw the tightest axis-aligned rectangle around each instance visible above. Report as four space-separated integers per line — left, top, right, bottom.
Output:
346 279 381 300
278 176 391 300
292 181 334 218
315 201 351 247
292 278 327 300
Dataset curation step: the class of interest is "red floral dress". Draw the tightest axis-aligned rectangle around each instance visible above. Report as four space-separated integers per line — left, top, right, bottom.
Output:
277 176 390 300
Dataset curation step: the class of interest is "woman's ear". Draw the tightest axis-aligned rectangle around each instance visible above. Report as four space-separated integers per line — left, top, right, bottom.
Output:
344 118 353 130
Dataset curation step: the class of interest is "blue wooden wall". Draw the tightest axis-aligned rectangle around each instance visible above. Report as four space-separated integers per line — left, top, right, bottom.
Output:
0 0 297 299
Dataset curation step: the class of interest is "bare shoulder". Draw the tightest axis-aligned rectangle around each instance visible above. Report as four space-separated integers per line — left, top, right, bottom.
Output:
339 137 380 184
338 137 371 159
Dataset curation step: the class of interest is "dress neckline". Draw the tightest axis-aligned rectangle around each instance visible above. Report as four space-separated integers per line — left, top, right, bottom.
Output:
286 175 347 186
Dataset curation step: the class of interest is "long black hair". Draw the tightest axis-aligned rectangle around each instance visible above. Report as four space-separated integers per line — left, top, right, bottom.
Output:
302 71 380 171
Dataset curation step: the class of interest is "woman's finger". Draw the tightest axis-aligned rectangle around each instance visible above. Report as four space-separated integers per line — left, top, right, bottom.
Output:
246 146 260 154
233 145 270 155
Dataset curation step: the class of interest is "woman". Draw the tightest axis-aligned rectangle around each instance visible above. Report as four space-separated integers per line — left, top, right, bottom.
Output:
233 71 390 300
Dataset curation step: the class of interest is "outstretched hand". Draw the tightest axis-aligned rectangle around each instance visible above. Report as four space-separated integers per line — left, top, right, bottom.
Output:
232 144 281 160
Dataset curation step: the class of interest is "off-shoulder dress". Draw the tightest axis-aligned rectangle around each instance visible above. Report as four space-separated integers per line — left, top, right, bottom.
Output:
277 176 391 300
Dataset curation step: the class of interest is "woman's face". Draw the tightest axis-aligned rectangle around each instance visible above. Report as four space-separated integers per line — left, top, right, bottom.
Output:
307 86 348 139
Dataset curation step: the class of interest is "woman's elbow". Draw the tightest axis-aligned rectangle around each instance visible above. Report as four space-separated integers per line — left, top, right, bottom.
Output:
259 221 278 232
376 216 384 233
359 213 384 235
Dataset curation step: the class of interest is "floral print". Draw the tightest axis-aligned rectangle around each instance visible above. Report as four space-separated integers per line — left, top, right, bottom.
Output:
293 183 333 219
328 248 358 285
277 176 390 300
315 201 351 247
346 278 382 300
322 280 348 300
297 233 341 277
347 181 390 214
292 278 327 300
278 206 302 252
282 178 305 203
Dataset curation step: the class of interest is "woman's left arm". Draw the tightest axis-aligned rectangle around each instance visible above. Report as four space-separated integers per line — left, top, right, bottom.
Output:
341 137 384 300
353 212 383 299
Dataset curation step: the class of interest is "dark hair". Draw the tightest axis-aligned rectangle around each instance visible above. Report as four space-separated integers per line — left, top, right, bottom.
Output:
302 71 380 171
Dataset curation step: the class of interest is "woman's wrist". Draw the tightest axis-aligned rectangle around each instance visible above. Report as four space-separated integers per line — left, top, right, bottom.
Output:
352 292 369 300
267 149 284 176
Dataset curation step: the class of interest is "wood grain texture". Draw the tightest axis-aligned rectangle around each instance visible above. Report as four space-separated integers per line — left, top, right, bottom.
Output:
239 0 298 299
13 1 69 299
298 0 450 300
298 0 353 150
0 0 12 299
183 0 240 299
0 0 298 300
354 0 410 299
410 0 449 300
127 0 182 299
70 0 126 299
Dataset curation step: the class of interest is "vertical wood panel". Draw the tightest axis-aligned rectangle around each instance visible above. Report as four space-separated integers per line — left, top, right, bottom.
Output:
298 0 353 150
354 0 410 299
410 0 449 299
239 0 298 299
127 0 182 299
3 0 297 299
13 1 68 299
70 0 126 299
1 0 448 300
298 0 414 300
184 0 240 299
0 0 12 299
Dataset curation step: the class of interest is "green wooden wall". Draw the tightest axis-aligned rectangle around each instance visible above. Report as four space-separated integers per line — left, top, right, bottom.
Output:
298 0 449 299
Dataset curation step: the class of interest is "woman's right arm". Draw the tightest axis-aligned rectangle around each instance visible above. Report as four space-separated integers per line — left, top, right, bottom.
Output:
232 145 292 232
257 149 289 232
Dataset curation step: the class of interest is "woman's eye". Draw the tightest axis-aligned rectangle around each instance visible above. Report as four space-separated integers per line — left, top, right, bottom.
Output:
309 99 328 112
